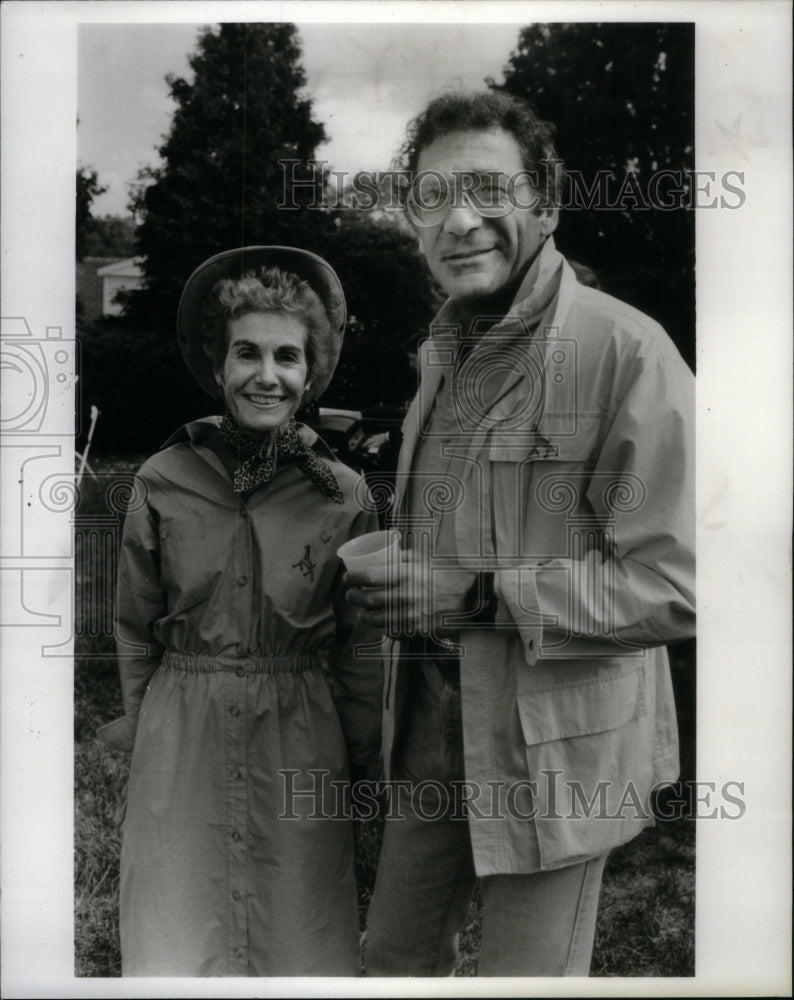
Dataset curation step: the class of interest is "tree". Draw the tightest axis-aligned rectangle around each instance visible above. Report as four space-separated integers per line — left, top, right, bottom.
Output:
80 22 439 448
81 215 137 259
320 211 440 410
76 166 107 261
126 23 332 331
495 23 695 368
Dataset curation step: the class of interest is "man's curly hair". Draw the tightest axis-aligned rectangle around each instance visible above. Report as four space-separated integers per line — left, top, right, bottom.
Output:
395 89 566 211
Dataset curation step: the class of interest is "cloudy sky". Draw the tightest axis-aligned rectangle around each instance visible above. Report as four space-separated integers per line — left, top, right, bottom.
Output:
78 20 526 216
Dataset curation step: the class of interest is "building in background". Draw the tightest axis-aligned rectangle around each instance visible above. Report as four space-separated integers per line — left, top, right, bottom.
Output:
76 256 144 324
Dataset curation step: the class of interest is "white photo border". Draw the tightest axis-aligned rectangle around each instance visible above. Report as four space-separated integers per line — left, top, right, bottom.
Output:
1 1 791 997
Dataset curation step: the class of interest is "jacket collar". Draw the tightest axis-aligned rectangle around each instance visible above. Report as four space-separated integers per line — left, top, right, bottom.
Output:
161 415 322 453
160 416 335 486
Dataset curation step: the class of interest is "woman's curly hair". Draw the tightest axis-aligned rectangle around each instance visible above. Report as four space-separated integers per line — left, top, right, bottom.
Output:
202 266 331 387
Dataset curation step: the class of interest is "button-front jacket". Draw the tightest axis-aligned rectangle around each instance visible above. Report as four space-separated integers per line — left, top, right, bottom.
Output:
384 238 695 874
99 418 382 975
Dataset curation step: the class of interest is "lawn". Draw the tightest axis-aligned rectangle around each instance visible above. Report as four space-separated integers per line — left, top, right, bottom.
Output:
74 454 695 978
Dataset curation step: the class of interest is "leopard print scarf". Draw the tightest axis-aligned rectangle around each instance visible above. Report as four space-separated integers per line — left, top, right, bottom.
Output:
219 412 344 504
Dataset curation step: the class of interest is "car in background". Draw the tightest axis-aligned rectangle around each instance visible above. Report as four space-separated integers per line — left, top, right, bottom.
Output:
314 404 406 476
315 407 366 468
313 404 407 527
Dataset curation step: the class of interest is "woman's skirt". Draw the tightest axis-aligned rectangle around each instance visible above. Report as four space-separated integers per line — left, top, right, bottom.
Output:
119 650 360 976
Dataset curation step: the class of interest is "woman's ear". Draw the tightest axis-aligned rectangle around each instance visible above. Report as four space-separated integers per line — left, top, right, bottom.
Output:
539 205 559 236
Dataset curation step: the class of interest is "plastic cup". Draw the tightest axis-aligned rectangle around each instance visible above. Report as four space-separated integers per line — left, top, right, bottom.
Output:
337 529 401 575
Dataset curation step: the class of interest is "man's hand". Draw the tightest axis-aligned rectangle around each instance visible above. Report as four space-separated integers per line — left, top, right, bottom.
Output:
345 550 475 639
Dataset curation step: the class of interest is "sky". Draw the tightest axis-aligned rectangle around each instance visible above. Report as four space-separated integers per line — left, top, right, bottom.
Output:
78 21 525 216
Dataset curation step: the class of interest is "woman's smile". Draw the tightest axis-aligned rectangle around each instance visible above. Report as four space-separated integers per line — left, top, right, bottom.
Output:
245 392 287 406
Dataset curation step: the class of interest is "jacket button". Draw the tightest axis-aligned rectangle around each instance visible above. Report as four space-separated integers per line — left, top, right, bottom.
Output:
230 768 242 780
232 890 242 901
230 830 242 841
237 575 248 587
239 507 248 518
229 704 240 716
236 666 246 678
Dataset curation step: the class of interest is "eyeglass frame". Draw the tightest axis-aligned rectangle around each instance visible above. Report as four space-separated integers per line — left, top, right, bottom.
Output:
404 168 545 228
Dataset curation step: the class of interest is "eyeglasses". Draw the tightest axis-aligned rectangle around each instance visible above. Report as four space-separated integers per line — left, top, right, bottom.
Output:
405 170 540 228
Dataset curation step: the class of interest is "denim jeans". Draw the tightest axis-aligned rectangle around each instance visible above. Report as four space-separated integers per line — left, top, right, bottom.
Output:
365 664 608 976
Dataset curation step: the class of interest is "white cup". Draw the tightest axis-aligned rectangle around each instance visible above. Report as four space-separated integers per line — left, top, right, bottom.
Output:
337 529 401 574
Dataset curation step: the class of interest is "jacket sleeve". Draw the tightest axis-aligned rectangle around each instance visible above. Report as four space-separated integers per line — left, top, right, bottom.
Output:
96 477 167 751
329 504 384 771
496 345 695 665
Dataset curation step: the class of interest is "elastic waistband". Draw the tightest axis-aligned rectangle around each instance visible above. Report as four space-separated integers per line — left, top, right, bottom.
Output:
161 649 327 675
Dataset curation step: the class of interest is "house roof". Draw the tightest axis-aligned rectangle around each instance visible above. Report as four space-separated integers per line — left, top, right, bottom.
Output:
96 257 145 278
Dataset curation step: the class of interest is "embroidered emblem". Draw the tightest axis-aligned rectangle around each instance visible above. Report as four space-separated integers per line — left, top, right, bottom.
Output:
527 442 558 459
292 544 316 581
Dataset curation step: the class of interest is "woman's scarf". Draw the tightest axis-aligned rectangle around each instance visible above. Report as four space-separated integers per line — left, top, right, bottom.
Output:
219 412 344 504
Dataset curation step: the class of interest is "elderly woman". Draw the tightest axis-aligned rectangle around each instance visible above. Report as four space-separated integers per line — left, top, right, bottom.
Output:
98 247 383 977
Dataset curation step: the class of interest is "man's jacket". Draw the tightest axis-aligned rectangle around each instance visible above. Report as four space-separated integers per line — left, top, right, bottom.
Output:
384 238 695 874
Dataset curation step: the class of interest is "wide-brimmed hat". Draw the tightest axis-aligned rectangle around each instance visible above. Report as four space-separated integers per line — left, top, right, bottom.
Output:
177 245 347 401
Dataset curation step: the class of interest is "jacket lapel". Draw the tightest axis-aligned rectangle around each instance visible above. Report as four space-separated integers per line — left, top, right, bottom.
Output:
392 327 455 513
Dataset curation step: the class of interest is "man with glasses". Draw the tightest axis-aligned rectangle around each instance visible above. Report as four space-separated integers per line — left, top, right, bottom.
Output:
346 90 695 976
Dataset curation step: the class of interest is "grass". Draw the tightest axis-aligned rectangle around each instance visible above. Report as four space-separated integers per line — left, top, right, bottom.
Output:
74 453 695 978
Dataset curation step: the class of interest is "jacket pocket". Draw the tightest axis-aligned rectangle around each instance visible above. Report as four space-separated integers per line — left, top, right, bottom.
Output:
488 415 601 464
517 667 645 744
487 417 603 563
516 667 655 867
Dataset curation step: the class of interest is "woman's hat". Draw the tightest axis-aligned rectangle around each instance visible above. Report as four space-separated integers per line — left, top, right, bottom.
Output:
177 245 346 401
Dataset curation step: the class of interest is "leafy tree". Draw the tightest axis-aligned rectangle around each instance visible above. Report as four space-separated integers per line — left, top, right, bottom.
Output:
126 22 332 331
76 167 107 261
495 23 695 367
80 22 438 448
320 211 440 410
81 215 137 259
94 23 335 440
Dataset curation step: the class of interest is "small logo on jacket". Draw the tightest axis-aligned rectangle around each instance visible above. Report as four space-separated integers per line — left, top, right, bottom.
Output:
292 544 316 581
